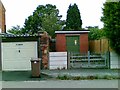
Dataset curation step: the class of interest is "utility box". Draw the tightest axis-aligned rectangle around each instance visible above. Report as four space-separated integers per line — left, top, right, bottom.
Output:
30 58 41 77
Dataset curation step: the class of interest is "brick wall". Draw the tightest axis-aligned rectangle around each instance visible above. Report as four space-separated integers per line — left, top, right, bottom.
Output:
56 33 89 53
56 34 66 52
0 1 6 33
80 34 88 53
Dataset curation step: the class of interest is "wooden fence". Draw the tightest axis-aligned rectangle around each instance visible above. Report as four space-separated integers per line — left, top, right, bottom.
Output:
89 39 111 53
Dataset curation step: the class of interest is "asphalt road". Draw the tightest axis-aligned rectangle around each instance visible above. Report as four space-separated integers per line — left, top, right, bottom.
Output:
1 80 119 88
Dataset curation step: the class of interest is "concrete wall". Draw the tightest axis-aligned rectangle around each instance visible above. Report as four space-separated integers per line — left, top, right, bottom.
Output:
110 51 120 69
0 0 6 33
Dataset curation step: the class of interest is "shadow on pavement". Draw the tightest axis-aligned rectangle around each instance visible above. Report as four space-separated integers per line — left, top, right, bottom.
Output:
2 71 52 81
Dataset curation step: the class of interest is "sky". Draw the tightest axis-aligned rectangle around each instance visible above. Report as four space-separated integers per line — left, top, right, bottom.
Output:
1 0 106 30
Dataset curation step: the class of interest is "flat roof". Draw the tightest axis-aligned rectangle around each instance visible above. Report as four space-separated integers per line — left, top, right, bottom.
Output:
0 33 41 37
55 31 90 34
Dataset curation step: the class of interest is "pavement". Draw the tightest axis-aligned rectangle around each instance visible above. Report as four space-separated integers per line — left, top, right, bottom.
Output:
0 69 120 88
0 69 120 81
2 80 119 88
1 71 52 81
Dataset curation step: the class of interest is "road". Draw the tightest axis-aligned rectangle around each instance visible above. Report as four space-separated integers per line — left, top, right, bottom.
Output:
1 80 119 88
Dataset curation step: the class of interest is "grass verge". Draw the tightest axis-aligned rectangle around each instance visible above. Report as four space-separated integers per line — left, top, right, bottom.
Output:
56 74 120 80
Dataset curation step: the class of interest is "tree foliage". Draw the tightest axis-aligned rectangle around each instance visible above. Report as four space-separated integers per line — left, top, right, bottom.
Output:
8 25 23 35
101 2 120 54
23 4 64 37
64 3 82 30
87 26 105 40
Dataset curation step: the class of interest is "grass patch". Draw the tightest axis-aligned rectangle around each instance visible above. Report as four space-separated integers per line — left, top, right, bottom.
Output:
56 74 120 80
57 75 71 80
103 75 113 80
72 76 81 80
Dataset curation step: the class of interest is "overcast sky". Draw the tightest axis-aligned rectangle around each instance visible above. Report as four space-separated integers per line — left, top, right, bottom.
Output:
1 0 106 30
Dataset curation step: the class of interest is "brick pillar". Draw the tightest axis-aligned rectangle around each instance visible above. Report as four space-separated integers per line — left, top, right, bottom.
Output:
40 31 49 69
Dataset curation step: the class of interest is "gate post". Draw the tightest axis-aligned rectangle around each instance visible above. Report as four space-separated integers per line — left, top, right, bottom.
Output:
104 52 107 66
0 37 1 70
88 51 90 67
67 52 71 69
107 51 110 69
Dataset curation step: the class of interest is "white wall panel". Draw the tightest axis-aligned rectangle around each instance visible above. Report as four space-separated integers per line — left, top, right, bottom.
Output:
110 52 120 69
49 52 67 69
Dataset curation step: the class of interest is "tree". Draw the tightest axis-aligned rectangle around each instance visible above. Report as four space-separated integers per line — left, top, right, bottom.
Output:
23 4 64 38
101 2 120 54
64 3 82 30
23 15 41 35
41 14 64 38
87 26 105 40
7 25 23 35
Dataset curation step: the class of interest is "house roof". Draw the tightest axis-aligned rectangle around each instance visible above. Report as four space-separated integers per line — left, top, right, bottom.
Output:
0 0 6 11
55 30 90 34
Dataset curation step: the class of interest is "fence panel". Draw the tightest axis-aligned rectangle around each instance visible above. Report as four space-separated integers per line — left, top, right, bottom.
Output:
69 51 108 68
89 39 110 53
49 52 67 69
